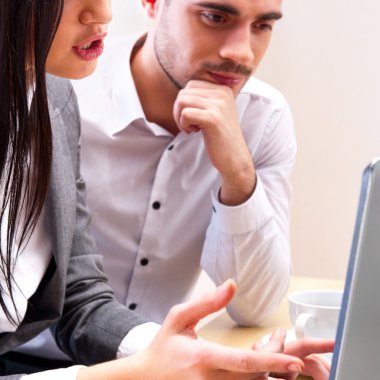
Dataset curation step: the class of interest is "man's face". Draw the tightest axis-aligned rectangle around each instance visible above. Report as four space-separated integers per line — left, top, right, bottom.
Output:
152 0 282 95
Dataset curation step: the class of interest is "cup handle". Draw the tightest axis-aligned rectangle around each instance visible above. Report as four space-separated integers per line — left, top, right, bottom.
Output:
295 313 316 339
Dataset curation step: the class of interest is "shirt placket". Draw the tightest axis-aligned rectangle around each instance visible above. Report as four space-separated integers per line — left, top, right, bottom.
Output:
125 135 183 315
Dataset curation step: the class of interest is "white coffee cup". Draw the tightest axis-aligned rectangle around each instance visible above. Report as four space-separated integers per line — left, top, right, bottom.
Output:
288 289 343 339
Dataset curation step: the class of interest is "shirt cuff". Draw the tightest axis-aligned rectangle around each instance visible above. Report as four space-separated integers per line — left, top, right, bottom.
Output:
116 322 161 358
20 365 85 380
211 175 274 235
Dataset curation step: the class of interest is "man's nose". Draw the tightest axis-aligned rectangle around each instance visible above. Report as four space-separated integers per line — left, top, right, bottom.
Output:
219 26 255 66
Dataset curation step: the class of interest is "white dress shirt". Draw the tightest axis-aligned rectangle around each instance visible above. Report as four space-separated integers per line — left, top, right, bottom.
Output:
0 208 81 380
72 34 297 327
0 207 51 332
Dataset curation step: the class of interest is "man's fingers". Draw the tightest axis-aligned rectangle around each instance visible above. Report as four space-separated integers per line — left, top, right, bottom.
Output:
283 338 334 358
302 354 331 380
162 279 236 332
173 94 225 132
173 80 234 130
185 79 233 94
178 107 220 132
173 93 207 128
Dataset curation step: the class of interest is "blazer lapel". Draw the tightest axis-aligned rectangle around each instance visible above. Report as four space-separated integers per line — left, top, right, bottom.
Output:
45 106 77 284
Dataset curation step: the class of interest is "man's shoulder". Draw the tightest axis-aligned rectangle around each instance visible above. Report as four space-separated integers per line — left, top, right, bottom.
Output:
238 76 287 108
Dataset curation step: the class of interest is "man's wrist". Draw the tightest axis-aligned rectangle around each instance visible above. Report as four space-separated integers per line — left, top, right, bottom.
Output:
219 168 257 206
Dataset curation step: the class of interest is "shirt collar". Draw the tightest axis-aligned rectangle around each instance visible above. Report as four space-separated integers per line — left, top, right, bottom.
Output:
100 34 147 136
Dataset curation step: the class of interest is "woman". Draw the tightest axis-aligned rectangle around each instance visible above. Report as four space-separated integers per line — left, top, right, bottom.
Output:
0 0 333 379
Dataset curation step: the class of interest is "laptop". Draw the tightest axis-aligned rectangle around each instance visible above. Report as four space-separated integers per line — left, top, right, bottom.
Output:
330 158 380 379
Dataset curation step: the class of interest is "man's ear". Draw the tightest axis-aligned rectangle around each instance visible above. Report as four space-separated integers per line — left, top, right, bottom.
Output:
141 0 158 18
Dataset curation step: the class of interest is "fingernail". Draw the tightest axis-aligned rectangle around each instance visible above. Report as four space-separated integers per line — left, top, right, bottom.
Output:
217 279 236 297
270 328 286 340
275 328 286 335
219 279 232 293
288 364 302 373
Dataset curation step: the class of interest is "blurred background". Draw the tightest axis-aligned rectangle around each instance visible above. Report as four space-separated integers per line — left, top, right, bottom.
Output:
108 0 380 281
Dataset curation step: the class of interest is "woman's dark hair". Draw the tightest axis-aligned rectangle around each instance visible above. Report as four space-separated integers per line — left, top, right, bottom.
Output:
0 0 63 324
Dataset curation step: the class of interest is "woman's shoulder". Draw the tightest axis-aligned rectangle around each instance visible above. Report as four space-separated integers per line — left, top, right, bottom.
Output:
46 74 75 110
46 74 81 146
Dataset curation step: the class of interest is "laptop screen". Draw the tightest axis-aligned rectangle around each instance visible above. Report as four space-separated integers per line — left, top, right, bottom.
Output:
330 158 380 379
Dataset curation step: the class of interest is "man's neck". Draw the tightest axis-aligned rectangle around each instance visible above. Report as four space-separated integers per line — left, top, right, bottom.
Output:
130 35 180 135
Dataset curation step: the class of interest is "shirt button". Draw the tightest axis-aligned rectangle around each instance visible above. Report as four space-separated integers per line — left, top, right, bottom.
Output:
152 201 161 210
128 303 137 310
140 258 149 266
168 144 175 151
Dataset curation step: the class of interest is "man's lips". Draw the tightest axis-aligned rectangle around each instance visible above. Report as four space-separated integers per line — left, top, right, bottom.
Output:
207 71 244 86
72 33 107 61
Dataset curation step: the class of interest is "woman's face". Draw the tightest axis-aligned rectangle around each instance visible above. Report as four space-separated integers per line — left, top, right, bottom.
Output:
46 0 112 79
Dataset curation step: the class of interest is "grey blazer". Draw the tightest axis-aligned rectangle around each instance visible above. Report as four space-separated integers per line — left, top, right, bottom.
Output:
0 75 146 378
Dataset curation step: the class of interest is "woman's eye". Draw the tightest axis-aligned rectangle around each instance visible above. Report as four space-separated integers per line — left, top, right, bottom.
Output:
202 12 227 25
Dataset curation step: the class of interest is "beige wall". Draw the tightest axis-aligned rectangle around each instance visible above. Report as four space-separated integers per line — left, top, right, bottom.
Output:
108 1 146 37
256 0 380 279
109 1 380 280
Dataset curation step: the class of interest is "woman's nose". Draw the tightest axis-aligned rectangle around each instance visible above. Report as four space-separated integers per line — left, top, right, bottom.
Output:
80 0 113 26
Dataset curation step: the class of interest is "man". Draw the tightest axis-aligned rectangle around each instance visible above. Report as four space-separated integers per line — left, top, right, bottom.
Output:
73 0 295 328
74 0 295 326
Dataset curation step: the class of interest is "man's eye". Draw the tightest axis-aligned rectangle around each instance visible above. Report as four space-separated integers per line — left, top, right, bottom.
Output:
253 23 273 33
202 12 227 25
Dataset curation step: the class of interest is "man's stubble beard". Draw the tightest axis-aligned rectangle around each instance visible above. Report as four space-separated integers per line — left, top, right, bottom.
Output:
153 0 185 90
154 33 184 90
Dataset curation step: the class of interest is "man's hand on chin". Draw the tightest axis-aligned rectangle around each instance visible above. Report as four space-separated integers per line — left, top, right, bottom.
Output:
173 79 256 206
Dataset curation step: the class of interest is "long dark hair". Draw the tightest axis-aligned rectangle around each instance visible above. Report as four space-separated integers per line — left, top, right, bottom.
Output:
0 0 63 324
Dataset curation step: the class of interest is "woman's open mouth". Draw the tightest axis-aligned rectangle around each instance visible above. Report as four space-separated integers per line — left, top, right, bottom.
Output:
73 36 105 61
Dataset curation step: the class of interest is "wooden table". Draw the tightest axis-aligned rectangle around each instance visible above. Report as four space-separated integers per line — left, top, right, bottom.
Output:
198 277 344 379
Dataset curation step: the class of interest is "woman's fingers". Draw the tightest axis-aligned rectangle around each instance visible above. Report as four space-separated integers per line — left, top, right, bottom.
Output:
162 279 236 333
203 341 304 374
283 338 334 358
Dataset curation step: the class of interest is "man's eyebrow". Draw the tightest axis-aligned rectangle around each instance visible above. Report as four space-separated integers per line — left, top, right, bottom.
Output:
194 2 240 16
193 3 282 21
256 12 283 21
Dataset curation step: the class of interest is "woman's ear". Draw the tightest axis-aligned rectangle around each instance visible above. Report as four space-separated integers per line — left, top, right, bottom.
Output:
141 0 158 18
